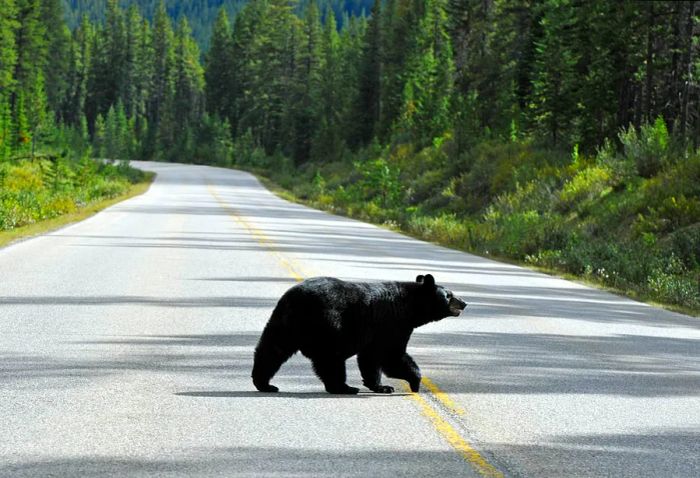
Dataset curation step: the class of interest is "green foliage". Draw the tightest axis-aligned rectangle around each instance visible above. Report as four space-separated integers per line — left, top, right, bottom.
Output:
557 164 615 214
258 127 700 311
0 0 19 91
396 0 454 145
232 128 267 168
407 214 473 250
619 117 671 178
351 157 402 208
0 157 140 230
190 114 233 166
528 0 579 147
2 0 698 313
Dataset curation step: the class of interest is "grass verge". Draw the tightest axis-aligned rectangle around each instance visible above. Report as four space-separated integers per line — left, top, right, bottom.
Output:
0 171 155 249
252 169 698 318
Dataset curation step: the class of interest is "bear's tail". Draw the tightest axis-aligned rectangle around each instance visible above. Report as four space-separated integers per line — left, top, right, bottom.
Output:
252 303 299 393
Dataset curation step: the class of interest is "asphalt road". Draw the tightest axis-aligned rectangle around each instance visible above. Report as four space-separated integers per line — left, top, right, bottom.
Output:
1 161 698 477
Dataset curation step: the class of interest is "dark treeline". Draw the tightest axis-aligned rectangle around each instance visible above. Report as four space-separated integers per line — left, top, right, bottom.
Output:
208 0 700 163
3 0 699 165
1 0 219 163
207 0 700 162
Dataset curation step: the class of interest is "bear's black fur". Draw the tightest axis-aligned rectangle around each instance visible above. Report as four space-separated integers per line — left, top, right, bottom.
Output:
252 274 467 394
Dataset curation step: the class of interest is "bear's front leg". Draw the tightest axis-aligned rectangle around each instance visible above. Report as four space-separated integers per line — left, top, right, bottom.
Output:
311 358 359 394
358 352 394 393
383 353 421 392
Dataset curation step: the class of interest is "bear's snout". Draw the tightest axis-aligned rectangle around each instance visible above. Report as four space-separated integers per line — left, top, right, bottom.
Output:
449 296 467 316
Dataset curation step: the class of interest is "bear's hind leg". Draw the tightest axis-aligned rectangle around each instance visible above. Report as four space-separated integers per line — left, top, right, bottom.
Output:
358 352 394 393
252 324 298 393
383 353 421 392
311 358 359 394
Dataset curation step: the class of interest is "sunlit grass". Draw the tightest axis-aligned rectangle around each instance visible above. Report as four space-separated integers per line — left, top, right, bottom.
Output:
0 172 154 249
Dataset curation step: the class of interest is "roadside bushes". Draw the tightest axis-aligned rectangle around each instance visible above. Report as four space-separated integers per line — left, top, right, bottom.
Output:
0 157 143 231
254 117 700 311
619 117 671 178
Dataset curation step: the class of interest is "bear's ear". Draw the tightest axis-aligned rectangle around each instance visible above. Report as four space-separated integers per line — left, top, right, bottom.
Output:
416 275 424 283
422 274 435 288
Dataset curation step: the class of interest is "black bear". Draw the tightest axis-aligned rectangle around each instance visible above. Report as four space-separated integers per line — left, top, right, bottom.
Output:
252 274 467 394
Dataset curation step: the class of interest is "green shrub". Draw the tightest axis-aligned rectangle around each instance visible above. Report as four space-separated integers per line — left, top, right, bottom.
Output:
0 191 40 229
619 117 670 178
408 169 449 205
558 164 614 213
667 225 700 269
482 210 566 258
407 214 473 249
233 129 268 167
4 163 44 192
89 178 129 200
647 254 699 308
634 195 700 234
525 249 567 269
43 194 77 217
352 158 403 208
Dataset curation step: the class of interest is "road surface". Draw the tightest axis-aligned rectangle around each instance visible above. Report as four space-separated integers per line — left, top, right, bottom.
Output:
1 161 698 477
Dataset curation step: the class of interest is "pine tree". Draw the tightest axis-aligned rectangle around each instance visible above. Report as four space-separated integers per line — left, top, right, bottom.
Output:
178 17 205 120
134 15 154 151
398 0 454 144
0 0 19 94
0 0 18 159
173 17 205 158
527 0 579 146
354 0 382 145
312 7 344 161
115 100 129 158
575 0 634 147
337 14 366 148
233 0 301 154
290 0 323 163
0 92 12 161
12 90 30 152
65 15 92 126
104 103 117 158
93 111 105 157
151 1 176 153
123 6 149 120
13 0 46 92
12 0 47 152
378 0 422 139
27 69 47 157
205 8 233 121
40 0 71 121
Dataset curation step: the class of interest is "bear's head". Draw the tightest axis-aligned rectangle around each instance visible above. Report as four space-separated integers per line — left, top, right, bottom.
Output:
416 274 467 321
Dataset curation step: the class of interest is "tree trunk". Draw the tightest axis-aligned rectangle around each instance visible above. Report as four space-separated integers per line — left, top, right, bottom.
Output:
679 1 696 142
644 1 655 123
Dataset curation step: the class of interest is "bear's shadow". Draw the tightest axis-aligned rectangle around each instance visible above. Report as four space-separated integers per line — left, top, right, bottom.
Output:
175 391 412 399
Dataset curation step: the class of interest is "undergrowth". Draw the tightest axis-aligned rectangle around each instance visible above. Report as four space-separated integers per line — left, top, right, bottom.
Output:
0 155 145 231
241 118 700 315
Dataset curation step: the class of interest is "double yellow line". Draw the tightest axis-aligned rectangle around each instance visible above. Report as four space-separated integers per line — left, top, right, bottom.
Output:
208 183 504 478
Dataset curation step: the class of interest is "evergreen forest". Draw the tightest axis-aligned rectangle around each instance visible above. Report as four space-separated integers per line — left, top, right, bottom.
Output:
1 0 699 312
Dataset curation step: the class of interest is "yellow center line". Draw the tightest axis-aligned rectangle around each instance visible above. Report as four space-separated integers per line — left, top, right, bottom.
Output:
421 376 467 416
207 184 305 282
207 181 504 478
403 383 504 478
